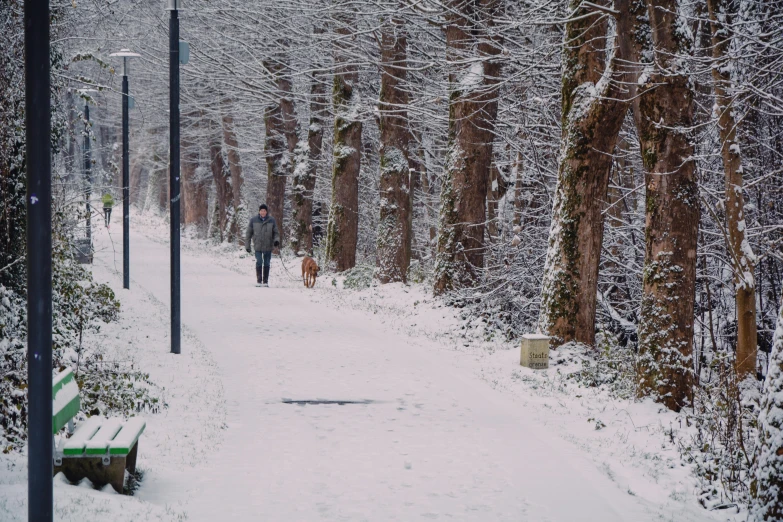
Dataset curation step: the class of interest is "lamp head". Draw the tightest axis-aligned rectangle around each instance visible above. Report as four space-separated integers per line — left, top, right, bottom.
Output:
109 49 141 76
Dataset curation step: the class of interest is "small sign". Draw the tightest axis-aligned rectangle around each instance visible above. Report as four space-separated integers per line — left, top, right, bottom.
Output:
179 41 190 65
520 334 550 369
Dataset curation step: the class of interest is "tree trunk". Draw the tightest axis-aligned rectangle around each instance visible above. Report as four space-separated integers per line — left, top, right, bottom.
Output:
410 127 437 253
159 164 169 212
181 125 209 236
376 12 412 284
420 166 437 247
143 146 168 215
221 103 245 244
291 28 327 255
433 0 503 295
264 101 287 243
264 54 298 241
326 7 363 272
538 0 633 347
634 0 699 412
511 135 526 228
209 119 231 242
290 79 325 255
707 0 758 379
604 138 634 310
129 158 144 206
487 164 501 241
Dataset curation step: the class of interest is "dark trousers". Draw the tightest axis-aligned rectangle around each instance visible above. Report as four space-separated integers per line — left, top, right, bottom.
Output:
103 207 112 226
255 250 272 283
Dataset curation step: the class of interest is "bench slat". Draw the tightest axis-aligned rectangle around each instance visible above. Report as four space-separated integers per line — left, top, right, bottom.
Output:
84 418 124 455
109 417 146 455
61 416 103 456
52 369 80 434
52 368 74 396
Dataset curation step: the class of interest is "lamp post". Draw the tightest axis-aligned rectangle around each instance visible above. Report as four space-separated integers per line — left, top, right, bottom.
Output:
77 89 98 249
109 50 140 290
168 0 182 354
84 102 92 245
25 1 53 520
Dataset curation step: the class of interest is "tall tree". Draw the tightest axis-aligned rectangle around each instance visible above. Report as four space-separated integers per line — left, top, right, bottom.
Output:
264 97 288 238
433 0 503 294
376 10 413 283
221 100 246 243
181 118 210 236
706 0 758 379
291 27 328 255
538 0 633 346
209 118 232 242
262 49 299 245
633 0 699 412
326 3 363 271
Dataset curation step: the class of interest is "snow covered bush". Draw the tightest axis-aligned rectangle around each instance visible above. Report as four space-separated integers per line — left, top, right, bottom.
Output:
749 298 783 520
677 357 759 510
51 204 164 422
567 336 637 400
0 1 163 448
343 264 375 290
0 285 27 452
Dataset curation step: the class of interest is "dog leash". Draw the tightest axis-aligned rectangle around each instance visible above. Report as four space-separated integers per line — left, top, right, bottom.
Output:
274 252 301 282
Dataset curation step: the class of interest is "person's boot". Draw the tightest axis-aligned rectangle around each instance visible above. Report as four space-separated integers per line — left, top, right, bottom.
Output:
263 265 270 287
255 266 263 286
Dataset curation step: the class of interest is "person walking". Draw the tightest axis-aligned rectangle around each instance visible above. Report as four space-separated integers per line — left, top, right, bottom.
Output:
102 193 114 228
245 204 281 287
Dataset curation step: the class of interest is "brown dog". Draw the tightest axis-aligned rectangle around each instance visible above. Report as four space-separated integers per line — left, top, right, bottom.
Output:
301 256 319 288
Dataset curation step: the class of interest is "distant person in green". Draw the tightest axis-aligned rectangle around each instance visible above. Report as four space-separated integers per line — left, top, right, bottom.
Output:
102 193 114 228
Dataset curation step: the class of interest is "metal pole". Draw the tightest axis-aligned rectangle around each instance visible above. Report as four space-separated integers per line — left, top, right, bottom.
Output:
84 104 92 247
24 1 53 520
122 69 130 289
170 8 181 354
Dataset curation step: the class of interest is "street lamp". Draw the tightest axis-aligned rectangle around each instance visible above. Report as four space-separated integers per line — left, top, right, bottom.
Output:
76 89 98 252
24 1 53 520
109 49 140 290
167 0 185 354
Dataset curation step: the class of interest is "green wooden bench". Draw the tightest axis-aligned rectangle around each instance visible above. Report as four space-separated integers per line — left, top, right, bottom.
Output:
52 368 146 493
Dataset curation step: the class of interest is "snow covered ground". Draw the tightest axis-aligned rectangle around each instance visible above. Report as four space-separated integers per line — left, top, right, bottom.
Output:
0 212 744 521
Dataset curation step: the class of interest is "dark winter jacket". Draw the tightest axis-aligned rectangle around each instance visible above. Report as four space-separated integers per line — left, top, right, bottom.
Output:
245 215 281 252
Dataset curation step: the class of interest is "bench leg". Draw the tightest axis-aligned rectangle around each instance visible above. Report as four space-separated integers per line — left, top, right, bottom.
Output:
58 456 127 494
108 457 126 494
125 442 139 474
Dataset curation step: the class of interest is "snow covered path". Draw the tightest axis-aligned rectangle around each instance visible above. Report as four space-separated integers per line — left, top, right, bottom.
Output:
92 226 669 522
